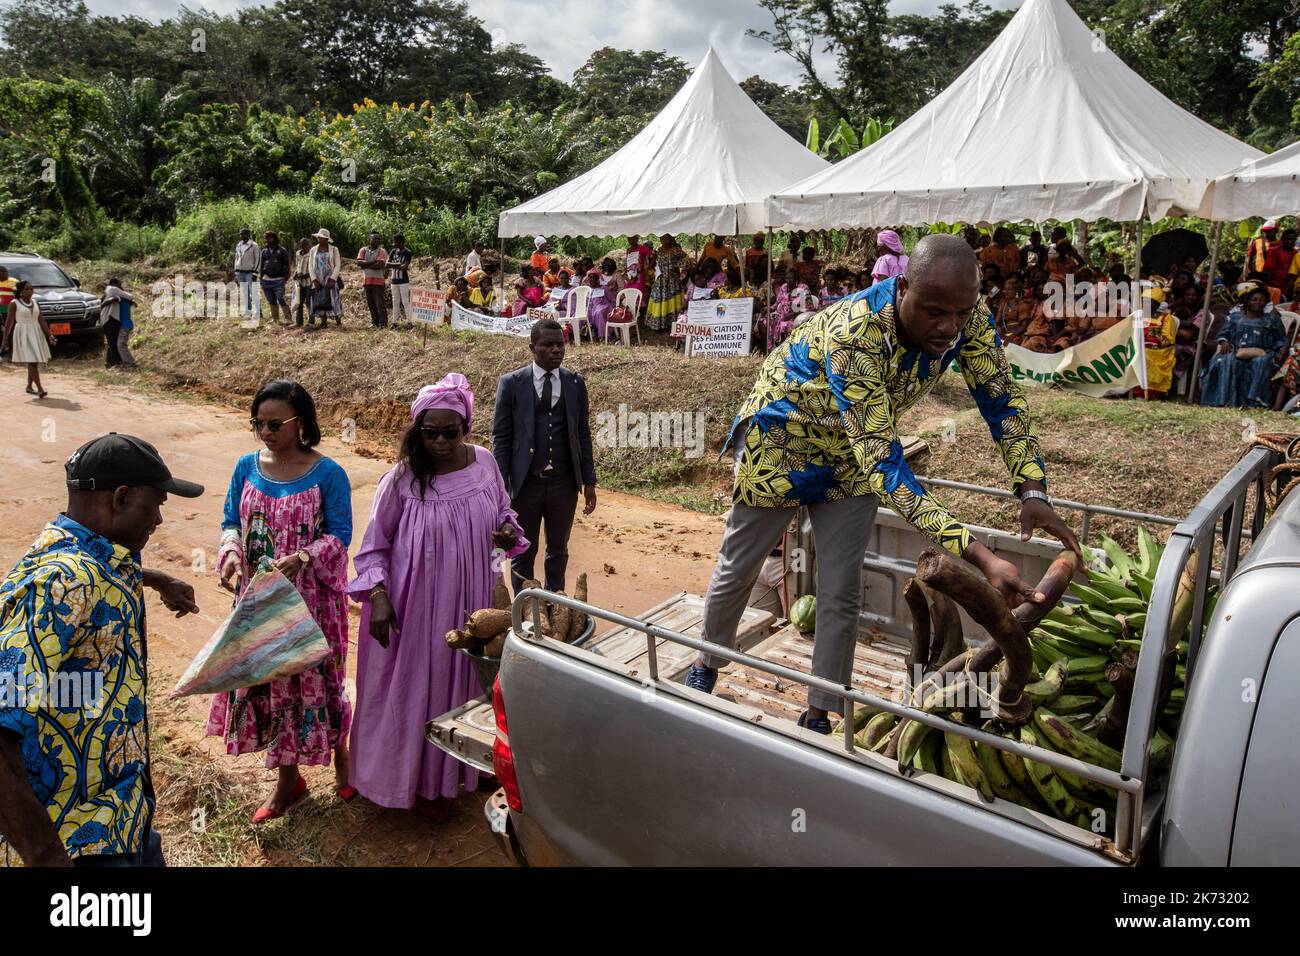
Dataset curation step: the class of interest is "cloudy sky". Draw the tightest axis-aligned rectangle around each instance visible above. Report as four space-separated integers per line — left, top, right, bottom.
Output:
85 0 1024 85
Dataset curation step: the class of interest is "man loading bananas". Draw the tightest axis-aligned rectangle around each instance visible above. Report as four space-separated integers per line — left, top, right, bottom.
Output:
687 233 1083 733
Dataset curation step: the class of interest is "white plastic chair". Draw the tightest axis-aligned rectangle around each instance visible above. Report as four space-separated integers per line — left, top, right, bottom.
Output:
606 288 643 346
559 286 593 345
1279 309 1300 346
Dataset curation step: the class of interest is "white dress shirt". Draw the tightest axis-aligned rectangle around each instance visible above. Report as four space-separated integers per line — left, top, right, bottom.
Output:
465 249 482 274
531 362 561 408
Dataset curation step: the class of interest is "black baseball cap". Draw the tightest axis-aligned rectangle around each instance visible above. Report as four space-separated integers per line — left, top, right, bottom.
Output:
65 434 204 498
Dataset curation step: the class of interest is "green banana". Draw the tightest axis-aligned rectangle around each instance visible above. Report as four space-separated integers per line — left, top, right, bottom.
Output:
1037 617 1118 647
1069 581 1118 608
1136 526 1162 578
945 727 994 800
1122 612 1147 635
1067 654 1110 675
1019 725 1091 823
1033 709 1122 771
913 731 944 774
975 737 1033 806
1034 635 1099 660
1052 694 1101 714
1024 660 1067 705
897 719 934 770
1128 571 1155 602
1074 605 1128 635
940 735 956 780
1098 533 1134 580
1044 603 1081 626
857 712 897 751
1108 596 1148 615
1148 729 1174 772
1085 574 1141 602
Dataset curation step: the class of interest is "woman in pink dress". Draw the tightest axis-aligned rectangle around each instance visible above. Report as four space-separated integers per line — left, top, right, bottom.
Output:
624 235 654 312
211 379 354 823
347 374 528 821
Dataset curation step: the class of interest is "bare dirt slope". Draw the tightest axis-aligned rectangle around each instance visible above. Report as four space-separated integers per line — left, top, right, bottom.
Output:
0 363 724 866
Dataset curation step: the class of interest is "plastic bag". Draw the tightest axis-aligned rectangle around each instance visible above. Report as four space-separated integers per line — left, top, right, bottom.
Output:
170 561 330 698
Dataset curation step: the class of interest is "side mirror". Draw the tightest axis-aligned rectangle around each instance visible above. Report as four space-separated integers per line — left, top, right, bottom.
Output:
72 277 80 288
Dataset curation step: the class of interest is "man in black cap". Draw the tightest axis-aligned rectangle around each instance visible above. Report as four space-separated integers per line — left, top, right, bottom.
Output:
0 434 202 867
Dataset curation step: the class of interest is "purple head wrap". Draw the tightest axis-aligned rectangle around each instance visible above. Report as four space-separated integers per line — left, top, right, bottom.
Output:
878 230 905 255
411 372 474 428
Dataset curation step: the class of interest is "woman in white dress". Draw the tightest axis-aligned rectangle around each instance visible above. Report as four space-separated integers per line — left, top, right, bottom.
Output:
2 281 56 398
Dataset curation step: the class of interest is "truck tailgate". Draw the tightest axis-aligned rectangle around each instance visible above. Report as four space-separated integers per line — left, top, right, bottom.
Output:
426 592 775 773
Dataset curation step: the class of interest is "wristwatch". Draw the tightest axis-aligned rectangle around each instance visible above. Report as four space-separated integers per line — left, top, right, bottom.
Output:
296 549 311 567
1019 489 1052 507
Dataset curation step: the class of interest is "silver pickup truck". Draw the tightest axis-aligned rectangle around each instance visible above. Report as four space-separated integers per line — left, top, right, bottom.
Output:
443 444 1299 866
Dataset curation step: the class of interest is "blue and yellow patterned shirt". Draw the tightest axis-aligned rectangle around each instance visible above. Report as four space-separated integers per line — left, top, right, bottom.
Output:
729 278 1046 556
0 515 151 865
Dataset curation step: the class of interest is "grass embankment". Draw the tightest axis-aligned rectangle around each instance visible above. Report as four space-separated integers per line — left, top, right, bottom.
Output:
64 259 1299 537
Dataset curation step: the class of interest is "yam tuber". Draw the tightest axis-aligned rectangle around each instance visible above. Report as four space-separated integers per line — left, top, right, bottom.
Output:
568 573 589 642
482 634 506 658
492 580 511 610
466 608 511 640
445 629 476 649
551 593 572 644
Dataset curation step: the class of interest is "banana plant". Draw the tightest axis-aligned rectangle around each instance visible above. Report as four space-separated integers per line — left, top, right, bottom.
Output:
805 117 819 155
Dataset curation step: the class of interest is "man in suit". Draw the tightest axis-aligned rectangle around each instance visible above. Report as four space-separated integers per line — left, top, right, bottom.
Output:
493 319 598 594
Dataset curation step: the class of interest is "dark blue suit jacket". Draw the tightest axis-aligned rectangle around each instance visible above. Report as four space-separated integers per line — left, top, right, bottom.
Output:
492 366 597 498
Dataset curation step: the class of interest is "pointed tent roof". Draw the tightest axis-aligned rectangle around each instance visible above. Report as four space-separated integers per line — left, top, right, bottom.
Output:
764 0 1263 230
498 49 829 239
1198 140 1300 221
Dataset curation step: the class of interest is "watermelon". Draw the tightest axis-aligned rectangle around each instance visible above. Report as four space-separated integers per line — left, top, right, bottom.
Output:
791 595 817 633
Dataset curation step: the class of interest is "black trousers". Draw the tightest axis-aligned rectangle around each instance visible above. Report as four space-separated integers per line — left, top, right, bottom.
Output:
103 318 122 366
511 472 579 593
365 284 388 327
294 284 312 325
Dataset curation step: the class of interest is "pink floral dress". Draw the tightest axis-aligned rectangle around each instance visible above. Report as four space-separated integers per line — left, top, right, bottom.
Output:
206 452 353 768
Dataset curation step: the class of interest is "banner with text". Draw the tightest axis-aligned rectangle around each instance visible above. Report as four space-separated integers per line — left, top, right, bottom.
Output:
449 300 538 338
1005 315 1147 398
677 298 753 358
410 288 446 325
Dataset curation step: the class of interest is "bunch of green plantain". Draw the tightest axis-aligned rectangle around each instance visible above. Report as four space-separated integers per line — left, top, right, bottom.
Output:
834 527 1207 833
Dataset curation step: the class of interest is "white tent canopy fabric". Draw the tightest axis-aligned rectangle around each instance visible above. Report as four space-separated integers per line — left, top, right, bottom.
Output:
498 49 829 239
1198 140 1300 221
764 0 1263 231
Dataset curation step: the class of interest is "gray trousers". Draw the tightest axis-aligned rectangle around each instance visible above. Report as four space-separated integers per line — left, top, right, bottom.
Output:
701 496 878 712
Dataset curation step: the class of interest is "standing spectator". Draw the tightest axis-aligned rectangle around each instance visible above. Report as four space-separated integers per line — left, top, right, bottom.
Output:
1020 230 1048 274
309 228 342 326
292 238 314 328
465 241 485 276
870 230 909 284
745 233 768 276
1262 228 1297 297
347 374 527 821
101 278 137 369
492 320 597 594
981 227 1022 278
701 235 740 272
530 236 550 273
1245 221 1280 277
2 281 55 398
257 231 292 325
647 234 688 332
0 267 15 329
357 232 389 329
234 227 262 321
0 434 201 867
211 380 355 821
795 246 823 287
388 233 414 328
623 234 654 310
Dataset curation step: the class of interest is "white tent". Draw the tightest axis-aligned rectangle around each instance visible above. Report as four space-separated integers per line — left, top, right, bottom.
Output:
764 0 1263 230
498 49 829 239
1198 140 1300 221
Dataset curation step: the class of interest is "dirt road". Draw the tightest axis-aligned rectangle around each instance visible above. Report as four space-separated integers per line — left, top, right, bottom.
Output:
0 364 726 866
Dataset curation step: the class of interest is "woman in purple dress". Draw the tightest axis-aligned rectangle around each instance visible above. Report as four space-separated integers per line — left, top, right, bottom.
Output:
211 379 354 823
347 373 528 821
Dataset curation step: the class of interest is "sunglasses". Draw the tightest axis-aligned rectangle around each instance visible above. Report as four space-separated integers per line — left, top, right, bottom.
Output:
420 424 463 441
250 415 300 433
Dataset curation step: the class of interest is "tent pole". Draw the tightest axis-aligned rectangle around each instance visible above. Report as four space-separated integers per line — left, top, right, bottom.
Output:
766 228 773 352
737 230 745 287
1134 219 1144 278
1188 221 1223 403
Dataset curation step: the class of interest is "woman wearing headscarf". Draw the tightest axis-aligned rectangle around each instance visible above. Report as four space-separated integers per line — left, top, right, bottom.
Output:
1132 288 1178 400
624 235 653 306
647 233 688 331
580 268 616 339
1201 282 1289 408
870 230 910 284
347 374 528 821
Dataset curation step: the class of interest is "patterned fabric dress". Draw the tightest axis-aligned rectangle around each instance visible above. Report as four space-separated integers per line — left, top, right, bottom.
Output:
207 453 353 768
726 277 1046 558
647 246 689 330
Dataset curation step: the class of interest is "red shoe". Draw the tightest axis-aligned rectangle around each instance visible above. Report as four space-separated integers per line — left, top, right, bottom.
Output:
412 799 452 824
337 785 358 803
251 773 308 824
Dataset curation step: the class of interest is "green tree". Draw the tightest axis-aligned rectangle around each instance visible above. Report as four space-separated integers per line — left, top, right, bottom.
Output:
740 75 822 140
568 48 691 120
0 75 105 221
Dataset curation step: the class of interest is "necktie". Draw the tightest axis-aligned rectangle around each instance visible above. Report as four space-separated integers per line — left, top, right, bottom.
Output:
541 371 553 410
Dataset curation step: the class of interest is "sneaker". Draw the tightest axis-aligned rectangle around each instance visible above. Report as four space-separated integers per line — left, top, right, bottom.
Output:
797 711 833 735
684 664 717 694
